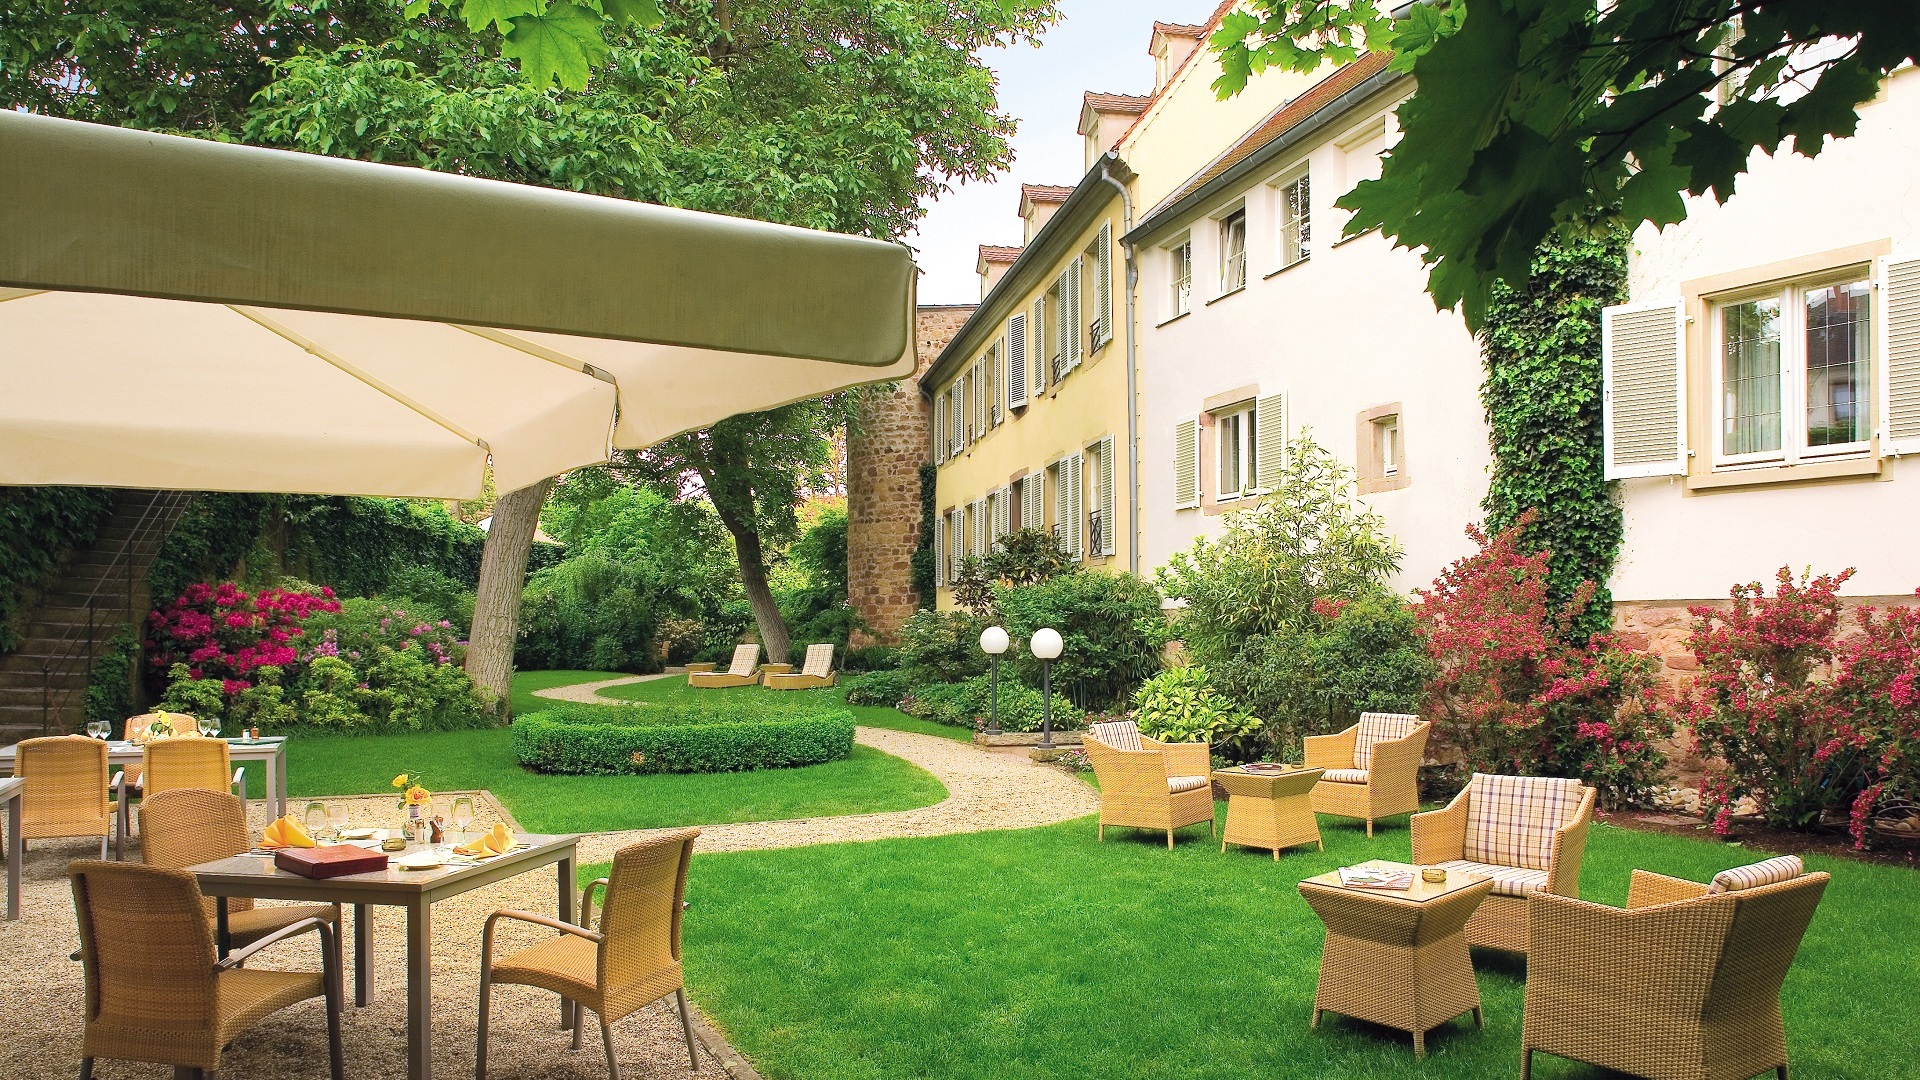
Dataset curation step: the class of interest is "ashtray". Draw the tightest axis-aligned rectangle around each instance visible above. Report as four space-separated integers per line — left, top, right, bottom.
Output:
1421 867 1448 884
381 837 408 852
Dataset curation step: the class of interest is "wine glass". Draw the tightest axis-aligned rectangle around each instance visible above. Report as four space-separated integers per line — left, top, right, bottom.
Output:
450 796 476 846
330 802 353 840
86 721 107 741
197 715 216 738
304 801 330 842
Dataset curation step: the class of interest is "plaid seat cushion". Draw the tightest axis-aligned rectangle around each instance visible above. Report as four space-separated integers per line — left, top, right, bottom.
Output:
1168 775 1211 794
1436 859 1550 898
1463 773 1587 871
1089 718 1143 752
1708 854 1804 894
1320 768 1369 784
800 643 835 678
1353 712 1420 769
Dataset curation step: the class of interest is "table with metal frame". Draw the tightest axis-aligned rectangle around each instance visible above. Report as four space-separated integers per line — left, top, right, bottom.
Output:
191 831 580 1080
0 776 22 920
0 734 292 818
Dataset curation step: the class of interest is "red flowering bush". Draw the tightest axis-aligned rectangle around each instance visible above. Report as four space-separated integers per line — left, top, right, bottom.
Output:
1413 514 1674 807
1828 592 1920 847
147 582 340 691
1676 568 1858 835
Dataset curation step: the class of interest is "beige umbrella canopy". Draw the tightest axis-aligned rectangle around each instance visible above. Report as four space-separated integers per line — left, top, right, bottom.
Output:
0 111 916 499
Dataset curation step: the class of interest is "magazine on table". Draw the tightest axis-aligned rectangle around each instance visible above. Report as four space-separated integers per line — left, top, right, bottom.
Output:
1338 866 1414 891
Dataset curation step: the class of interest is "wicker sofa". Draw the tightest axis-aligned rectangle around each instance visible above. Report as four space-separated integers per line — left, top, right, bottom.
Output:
1303 712 1430 837
1411 772 1596 953
1522 855 1829 1080
1082 719 1215 849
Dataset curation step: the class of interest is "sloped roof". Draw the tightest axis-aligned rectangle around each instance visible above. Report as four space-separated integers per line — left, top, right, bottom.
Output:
977 245 1024 264
1151 21 1207 40
1114 0 1241 149
1019 184 1075 204
1082 91 1152 115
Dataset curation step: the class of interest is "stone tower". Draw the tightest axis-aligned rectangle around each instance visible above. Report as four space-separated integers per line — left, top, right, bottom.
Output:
846 303 975 646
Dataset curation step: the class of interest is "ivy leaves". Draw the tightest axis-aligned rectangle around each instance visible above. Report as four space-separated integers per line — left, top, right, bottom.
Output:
1212 0 1920 329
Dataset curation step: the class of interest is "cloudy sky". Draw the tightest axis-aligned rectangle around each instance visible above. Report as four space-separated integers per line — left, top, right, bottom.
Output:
905 1 1223 305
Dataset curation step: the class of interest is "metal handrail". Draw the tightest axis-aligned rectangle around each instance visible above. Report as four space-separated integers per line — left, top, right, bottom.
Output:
39 491 193 732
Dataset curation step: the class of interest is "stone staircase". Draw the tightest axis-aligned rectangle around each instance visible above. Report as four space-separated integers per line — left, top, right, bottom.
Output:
0 491 193 745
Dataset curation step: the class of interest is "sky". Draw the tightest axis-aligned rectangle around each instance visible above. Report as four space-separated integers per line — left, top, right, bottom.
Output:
905 1 1224 306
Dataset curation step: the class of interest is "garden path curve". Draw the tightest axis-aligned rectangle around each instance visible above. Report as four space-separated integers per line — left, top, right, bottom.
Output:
532 674 1101 862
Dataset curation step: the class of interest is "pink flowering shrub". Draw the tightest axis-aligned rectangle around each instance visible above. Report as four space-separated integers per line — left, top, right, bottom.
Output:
1413 514 1674 808
1827 592 1920 847
147 582 340 690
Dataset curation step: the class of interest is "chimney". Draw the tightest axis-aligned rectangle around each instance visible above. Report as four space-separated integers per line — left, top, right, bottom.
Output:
1150 22 1207 95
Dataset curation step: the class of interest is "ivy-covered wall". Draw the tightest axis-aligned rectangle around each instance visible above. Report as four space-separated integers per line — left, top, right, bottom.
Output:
909 462 937 609
1478 230 1630 641
0 486 117 651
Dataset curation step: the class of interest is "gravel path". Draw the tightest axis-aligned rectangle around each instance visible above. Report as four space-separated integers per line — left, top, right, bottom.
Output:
0 677 1098 1079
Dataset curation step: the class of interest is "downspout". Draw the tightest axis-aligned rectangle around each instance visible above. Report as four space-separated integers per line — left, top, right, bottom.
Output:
1096 155 1141 575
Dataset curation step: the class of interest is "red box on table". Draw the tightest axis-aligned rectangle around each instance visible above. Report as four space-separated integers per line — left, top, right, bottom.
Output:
274 845 390 878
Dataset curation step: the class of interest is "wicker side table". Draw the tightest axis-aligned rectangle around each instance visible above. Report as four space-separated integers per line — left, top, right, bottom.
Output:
1213 766 1323 858
1298 860 1493 1057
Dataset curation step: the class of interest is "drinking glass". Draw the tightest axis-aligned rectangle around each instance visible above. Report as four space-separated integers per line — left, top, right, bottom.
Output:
197 715 216 738
87 721 108 741
304 801 330 842
330 802 352 839
450 796 476 845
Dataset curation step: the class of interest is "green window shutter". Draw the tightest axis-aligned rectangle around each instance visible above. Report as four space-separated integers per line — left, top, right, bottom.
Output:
1095 222 1113 347
1174 416 1199 509
1253 392 1285 493
1602 301 1688 478
1097 435 1116 555
1879 254 1920 454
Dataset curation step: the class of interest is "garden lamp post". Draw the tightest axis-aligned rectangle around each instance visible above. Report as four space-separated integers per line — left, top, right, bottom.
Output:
979 625 1010 736
1031 627 1063 750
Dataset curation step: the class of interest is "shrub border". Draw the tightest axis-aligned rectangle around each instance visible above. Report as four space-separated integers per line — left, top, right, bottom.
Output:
513 703 856 775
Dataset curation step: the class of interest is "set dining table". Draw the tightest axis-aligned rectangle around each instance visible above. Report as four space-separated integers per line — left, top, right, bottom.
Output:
0 733 294 819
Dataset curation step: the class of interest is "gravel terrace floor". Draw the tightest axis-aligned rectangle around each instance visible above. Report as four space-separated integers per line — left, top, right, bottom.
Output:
0 679 1097 1079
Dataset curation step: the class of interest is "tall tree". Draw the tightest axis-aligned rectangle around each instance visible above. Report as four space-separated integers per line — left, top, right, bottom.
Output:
1210 1 1920 327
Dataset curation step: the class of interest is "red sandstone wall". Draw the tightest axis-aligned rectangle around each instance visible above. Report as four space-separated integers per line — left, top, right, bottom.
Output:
846 305 975 646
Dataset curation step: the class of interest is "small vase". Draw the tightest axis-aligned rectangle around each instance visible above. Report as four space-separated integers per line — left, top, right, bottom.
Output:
405 804 423 843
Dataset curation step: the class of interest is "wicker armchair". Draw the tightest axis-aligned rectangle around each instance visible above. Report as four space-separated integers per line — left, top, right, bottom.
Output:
1082 719 1215 849
1522 857 1830 1080
70 859 344 1079
687 644 761 688
1412 772 1595 953
12 735 122 860
479 827 703 1079
1303 712 1429 837
765 643 837 690
140 789 343 973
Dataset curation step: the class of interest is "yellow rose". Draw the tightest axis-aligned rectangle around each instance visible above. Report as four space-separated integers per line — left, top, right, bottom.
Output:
392 773 410 789
405 785 432 805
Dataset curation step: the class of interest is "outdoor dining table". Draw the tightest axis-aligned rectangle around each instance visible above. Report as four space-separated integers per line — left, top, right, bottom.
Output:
189 831 581 1080
0 776 21 920
0 734 293 820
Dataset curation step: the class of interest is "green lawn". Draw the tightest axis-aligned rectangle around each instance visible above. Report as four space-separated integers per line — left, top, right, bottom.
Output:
248 670 948 833
595 672 975 742
620 815 1915 1080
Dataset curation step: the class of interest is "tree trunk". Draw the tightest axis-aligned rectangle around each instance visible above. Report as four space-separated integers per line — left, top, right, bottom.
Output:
465 477 554 718
713 500 791 665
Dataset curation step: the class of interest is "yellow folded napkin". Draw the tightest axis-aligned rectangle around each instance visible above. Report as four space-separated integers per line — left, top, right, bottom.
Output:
455 823 514 858
260 816 315 849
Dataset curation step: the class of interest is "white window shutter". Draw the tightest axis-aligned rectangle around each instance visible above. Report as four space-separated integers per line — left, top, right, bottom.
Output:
950 514 964 580
1253 392 1286 493
1006 314 1028 408
976 359 987 434
1602 301 1688 478
1097 435 1116 555
1095 222 1114 347
1066 453 1084 560
1066 257 1083 369
1032 297 1047 394
1174 416 1200 509
933 514 946 587
1878 254 1920 454
951 386 963 455
1022 475 1040 534
932 398 945 463
991 345 1003 424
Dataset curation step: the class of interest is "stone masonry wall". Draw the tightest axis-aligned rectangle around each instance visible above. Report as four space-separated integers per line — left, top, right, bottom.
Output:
847 304 975 646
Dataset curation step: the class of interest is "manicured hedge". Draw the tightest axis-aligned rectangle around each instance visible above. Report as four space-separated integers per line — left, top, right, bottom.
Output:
513 701 856 775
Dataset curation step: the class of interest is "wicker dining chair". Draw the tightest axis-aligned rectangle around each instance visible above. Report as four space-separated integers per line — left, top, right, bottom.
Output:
140 788 343 973
70 859 344 1080
1082 718 1215 849
1522 856 1830 1080
1302 712 1430 837
1411 772 1596 953
687 644 761 688
478 828 703 1079
764 644 838 690
12 735 122 860
116 710 197 793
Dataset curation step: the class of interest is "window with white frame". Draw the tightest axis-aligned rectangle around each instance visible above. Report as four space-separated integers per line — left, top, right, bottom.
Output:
1277 171 1310 268
1714 274 1871 464
1216 403 1256 499
1220 208 1247 293
1375 414 1400 476
1168 238 1192 318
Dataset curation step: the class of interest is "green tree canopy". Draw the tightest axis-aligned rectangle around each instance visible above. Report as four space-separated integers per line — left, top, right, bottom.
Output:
1211 0 1920 328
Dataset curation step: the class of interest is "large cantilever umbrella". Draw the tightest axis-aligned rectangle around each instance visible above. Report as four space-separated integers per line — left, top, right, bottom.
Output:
0 111 916 498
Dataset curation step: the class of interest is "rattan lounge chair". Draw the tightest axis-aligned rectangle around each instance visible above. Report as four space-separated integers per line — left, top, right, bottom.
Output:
1302 712 1429 837
479 828 703 1079
1411 772 1596 953
765 644 837 690
1522 855 1829 1080
687 644 762 688
70 859 344 1079
1082 718 1215 849
12 735 122 860
140 788 343 974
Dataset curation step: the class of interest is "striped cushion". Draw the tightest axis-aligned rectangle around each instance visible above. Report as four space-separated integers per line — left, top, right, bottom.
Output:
1708 855 1804 895
1436 859 1550 898
1089 719 1143 752
727 644 760 676
1168 775 1211 794
1320 768 1369 784
1353 712 1420 769
1463 773 1587 871
800 643 835 678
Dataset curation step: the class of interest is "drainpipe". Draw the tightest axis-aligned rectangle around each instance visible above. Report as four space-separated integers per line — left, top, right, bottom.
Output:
1096 154 1141 574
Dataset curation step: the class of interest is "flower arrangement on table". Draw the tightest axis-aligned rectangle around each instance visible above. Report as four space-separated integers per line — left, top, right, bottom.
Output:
392 771 439 841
